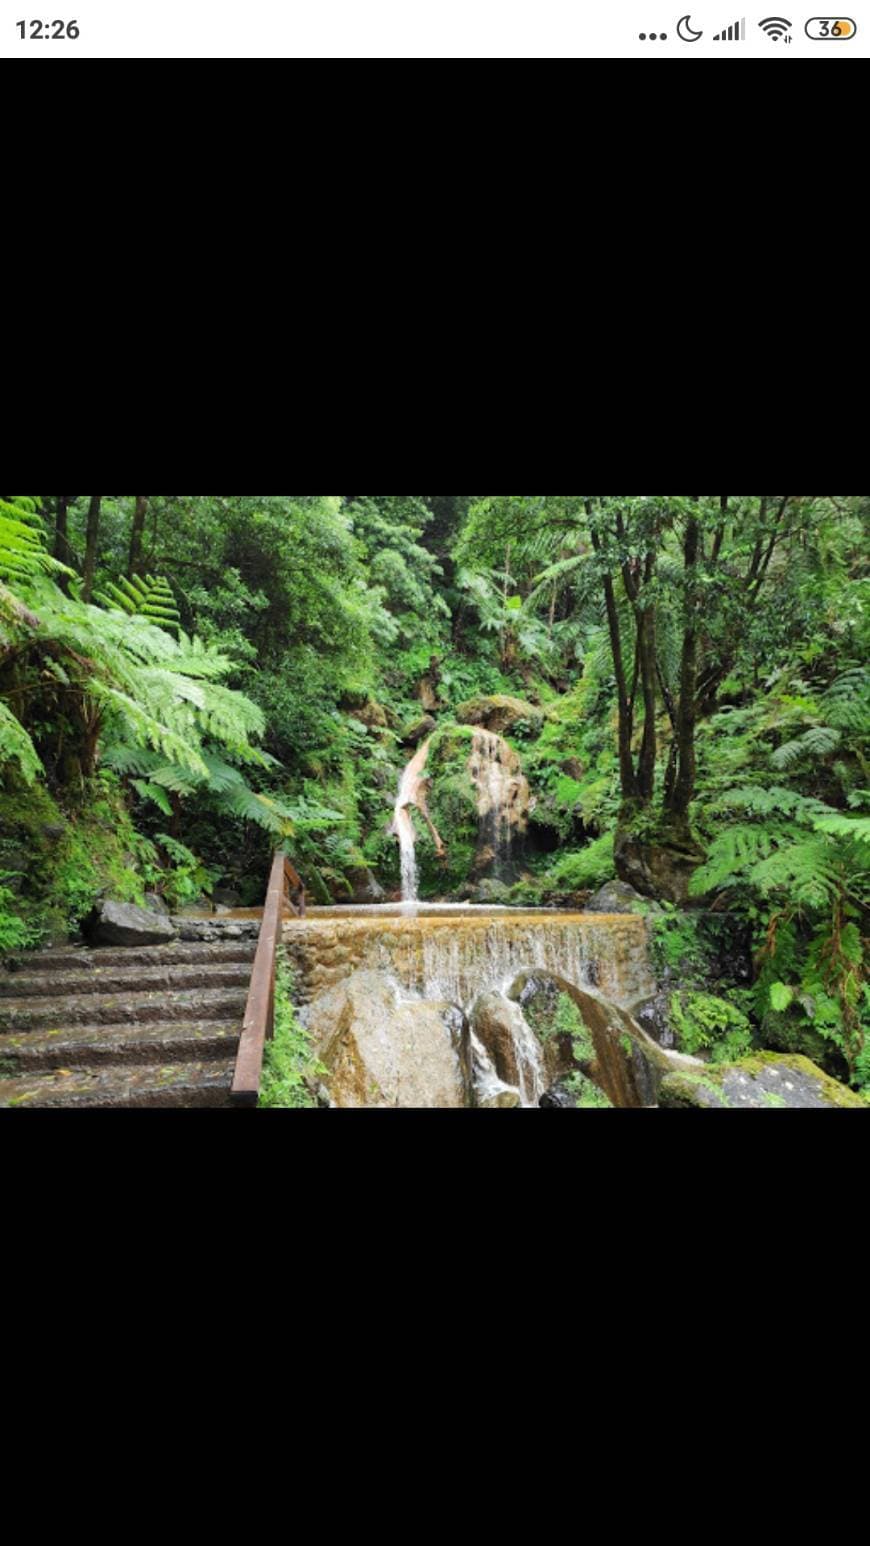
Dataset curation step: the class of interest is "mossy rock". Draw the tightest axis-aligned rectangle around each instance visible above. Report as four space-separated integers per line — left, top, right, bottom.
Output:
0 776 146 948
456 696 545 738
659 1052 866 1109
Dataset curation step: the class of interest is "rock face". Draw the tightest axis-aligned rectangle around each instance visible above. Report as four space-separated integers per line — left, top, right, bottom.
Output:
468 729 533 881
587 880 651 915
304 970 470 1108
86 900 176 948
346 868 386 904
659 1053 866 1108
614 827 705 905
402 715 437 747
457 695 545 737
632 991 677 1049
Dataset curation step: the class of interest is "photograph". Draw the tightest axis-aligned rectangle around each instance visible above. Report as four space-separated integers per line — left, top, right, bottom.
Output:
1 493 867 1111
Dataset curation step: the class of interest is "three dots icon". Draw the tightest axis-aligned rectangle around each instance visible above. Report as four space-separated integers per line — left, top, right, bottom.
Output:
638 30 669 37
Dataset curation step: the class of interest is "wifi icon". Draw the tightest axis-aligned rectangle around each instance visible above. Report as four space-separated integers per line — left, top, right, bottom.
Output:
759 15 793 38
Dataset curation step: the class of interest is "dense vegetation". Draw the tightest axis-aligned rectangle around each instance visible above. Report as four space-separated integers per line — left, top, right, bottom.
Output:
2 494 867 1093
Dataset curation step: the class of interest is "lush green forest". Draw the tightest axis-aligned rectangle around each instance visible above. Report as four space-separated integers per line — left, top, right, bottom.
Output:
1 494 868 1098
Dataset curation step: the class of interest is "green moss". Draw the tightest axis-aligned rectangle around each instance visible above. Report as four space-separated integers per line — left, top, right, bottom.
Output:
0 772 146 949
661 1051 866 1108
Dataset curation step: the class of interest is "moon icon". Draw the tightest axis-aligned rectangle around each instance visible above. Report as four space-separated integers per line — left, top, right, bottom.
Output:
676 13 703 38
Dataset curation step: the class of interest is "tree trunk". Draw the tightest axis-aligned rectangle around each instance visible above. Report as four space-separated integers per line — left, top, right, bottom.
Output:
82 494 102 602
53 495 78 595
667 511 700 820
590 518 637 803
636 601 658 802
53 495 71 563
128 495 149 579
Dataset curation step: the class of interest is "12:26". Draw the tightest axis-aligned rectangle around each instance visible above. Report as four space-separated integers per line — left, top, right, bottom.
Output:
16 19 80 36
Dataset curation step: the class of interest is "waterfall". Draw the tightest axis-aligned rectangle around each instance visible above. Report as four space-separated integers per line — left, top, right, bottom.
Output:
286 910 657 1010
469 729 531 880
392 739 445 905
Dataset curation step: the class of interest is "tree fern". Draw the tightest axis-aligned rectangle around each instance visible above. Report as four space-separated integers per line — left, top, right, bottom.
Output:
772 725 841 769
95 573 182 632
749 837 842 908
821 667 870 732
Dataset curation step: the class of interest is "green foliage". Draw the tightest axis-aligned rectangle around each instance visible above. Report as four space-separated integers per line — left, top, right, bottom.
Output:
650 907 710 982
0 774 146 945
563 1070 613 1108
527 834 616 902
0 873 36 952
95 573 181 632
259 958 326 1109
669 991 754 1063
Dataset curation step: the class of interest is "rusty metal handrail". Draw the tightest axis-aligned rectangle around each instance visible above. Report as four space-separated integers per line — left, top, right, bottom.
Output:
230 853 306 1107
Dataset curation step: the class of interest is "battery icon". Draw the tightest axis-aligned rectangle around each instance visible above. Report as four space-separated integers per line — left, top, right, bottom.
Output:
804 16 856 35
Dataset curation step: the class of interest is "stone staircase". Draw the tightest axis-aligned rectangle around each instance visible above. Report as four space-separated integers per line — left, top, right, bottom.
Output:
0 939 257 1108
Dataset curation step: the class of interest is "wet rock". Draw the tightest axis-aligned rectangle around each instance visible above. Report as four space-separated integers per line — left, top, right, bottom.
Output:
659 1053 866 1109
347 868 386 904
632 991 676 1049
477 1084 522 1109
304 970 470 1108
469 990 546 1101
212 888 241 908
540 1080 579 1108
457 696 545 737
86 900 175 948
587 880 651 915
402 715 437 747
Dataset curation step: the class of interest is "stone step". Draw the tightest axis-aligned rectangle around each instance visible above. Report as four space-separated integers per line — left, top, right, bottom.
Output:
0 986 248 1034
0 963 252 1001
0 1059 237 1109
2 941 257 975
0 1019 241 1072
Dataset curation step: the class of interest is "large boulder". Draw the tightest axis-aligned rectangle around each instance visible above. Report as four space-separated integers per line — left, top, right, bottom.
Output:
304 970 470 1108
614 827 705 905
587 880 651 915
457 695 545 737
659 1053 866 1109
86 900 176 947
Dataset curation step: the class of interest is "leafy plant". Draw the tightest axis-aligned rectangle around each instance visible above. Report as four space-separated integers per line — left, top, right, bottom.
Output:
259 958 327 1108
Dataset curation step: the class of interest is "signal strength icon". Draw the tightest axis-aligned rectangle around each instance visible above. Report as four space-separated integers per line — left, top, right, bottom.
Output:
758 15 792 39
713 16 745 36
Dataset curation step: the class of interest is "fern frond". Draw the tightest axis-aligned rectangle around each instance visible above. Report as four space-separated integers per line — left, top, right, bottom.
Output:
822 667 870 732
0 701 42 784
749 838 842 908
812 812 870 845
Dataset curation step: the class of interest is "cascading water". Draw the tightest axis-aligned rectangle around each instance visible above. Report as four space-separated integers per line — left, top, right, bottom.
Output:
394 751 423 903
290 905 676 1109
392 739 445 905
469 729 531 881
